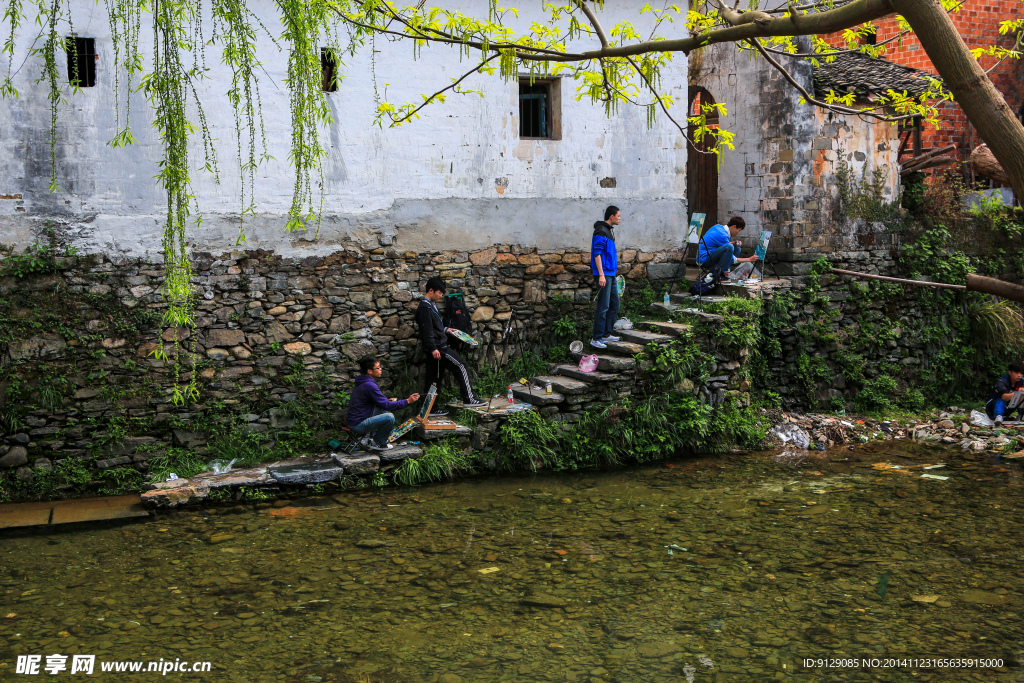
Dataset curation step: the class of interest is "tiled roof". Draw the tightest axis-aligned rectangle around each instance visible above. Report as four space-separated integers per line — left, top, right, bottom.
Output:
812 52 938 99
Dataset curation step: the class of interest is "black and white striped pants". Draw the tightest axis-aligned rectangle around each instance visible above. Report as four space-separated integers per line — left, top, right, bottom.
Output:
423 347 479 404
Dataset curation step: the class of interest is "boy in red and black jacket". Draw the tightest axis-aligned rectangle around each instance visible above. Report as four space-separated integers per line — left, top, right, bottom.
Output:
414 276 486 410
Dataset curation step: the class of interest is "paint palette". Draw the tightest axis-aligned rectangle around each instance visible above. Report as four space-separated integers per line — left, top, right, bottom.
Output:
448 329 479 346
389 418 417 443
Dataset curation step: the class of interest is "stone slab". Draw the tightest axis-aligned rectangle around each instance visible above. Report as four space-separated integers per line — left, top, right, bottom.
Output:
669 293 728 305
617 329 674 346
640 321 692 338
532 375 591 396
554 365 619 384
50 495 150 525
377 444 424 463
570 353 635 373
512 386 566 406
650 303 724 323
602 340 644 356
268 462 344 485
332 453 381 475
415 423 474 441
450 398 536 418
192 467 273 488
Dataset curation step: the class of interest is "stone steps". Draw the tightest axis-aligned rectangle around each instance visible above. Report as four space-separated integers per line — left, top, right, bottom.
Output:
570 353 635 373
602 340 644 356
512 385 566 406
532 375 593 395
640 321 691 338
554 365 620 384
617 329 675 347
649 302 725 323
670 293 728 305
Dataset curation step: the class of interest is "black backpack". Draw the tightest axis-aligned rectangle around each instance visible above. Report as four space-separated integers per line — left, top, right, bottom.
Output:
689 267 722 296
443 293 473 336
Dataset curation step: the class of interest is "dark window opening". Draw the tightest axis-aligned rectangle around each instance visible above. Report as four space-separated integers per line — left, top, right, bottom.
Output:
864 30 877 46
321 48 339 92
65 37 96 87
518 78 560 139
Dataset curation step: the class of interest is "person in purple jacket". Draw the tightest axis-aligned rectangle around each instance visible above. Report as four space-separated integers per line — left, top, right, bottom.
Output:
346 355 420 451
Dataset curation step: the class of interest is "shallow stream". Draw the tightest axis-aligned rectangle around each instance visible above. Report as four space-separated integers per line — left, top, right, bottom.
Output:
2 442 1022 682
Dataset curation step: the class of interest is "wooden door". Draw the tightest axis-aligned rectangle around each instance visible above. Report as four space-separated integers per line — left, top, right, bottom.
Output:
686 87 719 229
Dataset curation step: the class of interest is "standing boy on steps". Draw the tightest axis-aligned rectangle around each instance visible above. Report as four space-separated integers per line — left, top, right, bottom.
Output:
415 276 487 410
590 205 622 350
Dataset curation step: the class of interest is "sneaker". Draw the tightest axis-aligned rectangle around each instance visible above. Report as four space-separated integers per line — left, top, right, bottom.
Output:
464 400 488 408
995 415 1004 427
590 338 607 349
602 335 621 343
358 436 376 451
365 441 390 452
431 408 449 417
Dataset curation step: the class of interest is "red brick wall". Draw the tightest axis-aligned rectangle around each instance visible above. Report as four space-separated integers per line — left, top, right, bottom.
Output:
821 5 1024 162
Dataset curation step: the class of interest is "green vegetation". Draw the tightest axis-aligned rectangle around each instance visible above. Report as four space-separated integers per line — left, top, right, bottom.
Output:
393 441 475 486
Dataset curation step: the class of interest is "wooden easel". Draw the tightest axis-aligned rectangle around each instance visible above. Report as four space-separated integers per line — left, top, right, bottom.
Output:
416 383 458 431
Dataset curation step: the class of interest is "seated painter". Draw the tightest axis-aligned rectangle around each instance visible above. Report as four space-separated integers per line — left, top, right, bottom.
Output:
346 355 420 451
696 216 760 277
986 361 1024 426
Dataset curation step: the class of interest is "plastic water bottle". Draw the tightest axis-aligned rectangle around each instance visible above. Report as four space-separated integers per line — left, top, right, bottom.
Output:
507 385 514 403
663 291 670 305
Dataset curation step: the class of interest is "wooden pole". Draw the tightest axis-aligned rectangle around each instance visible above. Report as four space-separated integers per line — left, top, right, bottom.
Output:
966 274 1024 305
831 269 967 290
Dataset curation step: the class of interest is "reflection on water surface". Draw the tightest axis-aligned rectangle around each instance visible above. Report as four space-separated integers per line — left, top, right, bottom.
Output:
1 442 1022 682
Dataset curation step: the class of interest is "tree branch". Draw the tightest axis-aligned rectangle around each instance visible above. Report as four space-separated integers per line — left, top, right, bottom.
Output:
574 0 609 49
388 54 499 126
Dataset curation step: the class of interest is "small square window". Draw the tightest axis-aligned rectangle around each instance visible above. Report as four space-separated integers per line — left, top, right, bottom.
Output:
518 77 560 139
65 37 96 88
321 48 339 92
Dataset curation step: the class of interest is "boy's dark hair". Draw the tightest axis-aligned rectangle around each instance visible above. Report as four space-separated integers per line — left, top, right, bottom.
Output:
425 276 446 294
604 205 620 221
358 355 379 374
727 216 746 230
1010 362 1023 374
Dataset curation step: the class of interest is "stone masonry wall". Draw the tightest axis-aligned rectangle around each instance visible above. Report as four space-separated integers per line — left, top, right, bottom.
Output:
0 245 685 480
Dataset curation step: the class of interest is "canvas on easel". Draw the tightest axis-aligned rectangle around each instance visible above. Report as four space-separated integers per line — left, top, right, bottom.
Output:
754 230 773 282
415 383 458 431
687 213 707 245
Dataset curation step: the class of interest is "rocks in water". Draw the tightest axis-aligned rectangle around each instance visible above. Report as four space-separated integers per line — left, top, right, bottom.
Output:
355 539 392 549
519 594 569 608
961 589 1010 606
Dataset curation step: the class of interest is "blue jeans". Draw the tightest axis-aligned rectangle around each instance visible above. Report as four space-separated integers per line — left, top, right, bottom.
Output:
702 243 741 273
351 408 394 447
987 398 1021 420
592 276 620 341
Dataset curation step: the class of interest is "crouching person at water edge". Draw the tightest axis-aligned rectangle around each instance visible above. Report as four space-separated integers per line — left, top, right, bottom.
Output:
416 276 487 409
986 361 1024 426
346 355 420 451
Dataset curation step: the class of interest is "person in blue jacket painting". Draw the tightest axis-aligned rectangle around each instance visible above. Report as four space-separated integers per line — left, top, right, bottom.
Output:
697 216 760 277
590 206 622 349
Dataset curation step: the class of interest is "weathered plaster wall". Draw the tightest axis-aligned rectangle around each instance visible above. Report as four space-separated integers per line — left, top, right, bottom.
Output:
696 29 901 270
0 1 689 257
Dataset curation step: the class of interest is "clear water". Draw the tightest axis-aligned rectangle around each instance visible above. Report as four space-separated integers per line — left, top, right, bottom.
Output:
1 442 1022 682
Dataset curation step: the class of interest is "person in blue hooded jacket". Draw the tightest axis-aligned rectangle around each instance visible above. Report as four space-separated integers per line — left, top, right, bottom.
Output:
590 206 622 349
346 355 420 451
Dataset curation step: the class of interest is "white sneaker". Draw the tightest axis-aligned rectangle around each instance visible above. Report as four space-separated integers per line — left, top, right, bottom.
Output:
603 335 621 343
995 415 1004 427
589 338 607 349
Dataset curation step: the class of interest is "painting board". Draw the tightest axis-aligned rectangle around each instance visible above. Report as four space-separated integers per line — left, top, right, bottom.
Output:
687 213 707 244
755 230 772 261
417 384 438 423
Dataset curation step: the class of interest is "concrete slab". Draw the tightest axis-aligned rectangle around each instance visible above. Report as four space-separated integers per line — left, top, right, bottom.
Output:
602 340 644 356
377 444 424 463
50 495 150 525
415 424 474 440
268 462 344 485
569 353 635 373
450 398 536 418
0 502 53 529
640 321 692 338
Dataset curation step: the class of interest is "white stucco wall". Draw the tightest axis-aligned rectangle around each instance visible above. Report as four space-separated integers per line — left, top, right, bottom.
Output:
0 0 689 258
